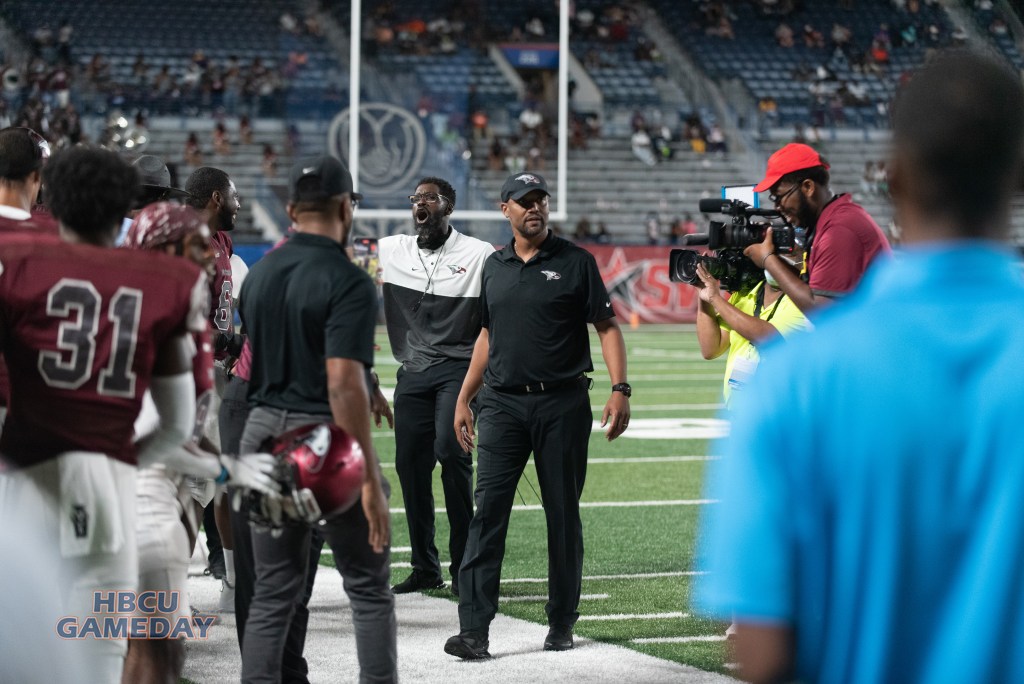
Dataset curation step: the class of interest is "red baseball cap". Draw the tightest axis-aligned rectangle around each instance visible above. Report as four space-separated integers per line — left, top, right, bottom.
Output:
753 143 829 192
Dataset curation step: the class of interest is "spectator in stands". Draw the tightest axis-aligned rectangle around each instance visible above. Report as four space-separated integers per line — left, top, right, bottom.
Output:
697 49 1024 684
707 123 727 156
56 19 73 66
595 222 611 244
184 132 203 167
830 22 853 52
574 216 593 242
631 128 657 167
802 24 825 48
504 144 526 174
873 160 889 196
645 212 660 245
684 114 708 154
860 161 877 197
775 23 795 48
488 137 505 171
261 144 277 179
745 143 890 314
238 115 253 145
213 122 231 156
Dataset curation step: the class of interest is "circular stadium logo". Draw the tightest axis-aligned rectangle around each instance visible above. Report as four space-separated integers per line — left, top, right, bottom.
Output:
328 103 427 196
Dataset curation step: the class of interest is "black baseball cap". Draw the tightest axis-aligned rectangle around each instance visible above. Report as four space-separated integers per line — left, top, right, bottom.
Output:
289 155 361 203
500 172 549 202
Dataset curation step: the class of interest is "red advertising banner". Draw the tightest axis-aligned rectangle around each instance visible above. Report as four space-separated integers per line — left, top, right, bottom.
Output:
584 245 699 324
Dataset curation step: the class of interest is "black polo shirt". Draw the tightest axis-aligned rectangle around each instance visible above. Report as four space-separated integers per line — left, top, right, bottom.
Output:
481 230 613 388
239 231 377 414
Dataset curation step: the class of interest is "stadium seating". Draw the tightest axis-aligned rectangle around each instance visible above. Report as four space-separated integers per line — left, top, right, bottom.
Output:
649 0 952 127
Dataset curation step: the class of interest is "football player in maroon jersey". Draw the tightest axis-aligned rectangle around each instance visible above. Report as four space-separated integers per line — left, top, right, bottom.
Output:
0 126 58 422
0 146 206 681
184 166 242 590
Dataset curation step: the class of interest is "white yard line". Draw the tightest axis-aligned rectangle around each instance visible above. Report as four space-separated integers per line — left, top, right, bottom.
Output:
500 593 610 603
503 571 706 584
579 611 689 622
632 636 729 644
387 500 715 514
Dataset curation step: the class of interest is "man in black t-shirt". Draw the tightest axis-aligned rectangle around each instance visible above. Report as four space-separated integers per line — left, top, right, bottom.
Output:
445 172 631 659
237 155 396 682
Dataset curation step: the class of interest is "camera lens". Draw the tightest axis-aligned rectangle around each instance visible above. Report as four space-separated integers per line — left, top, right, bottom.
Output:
669 249 701 284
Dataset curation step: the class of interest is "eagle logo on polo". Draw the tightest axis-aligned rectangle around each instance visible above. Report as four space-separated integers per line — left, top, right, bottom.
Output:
447 265 467 275
515 174 541 185
541 270 561 280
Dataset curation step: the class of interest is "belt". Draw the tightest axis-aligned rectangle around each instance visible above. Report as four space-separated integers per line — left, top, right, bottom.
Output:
492 374 589 394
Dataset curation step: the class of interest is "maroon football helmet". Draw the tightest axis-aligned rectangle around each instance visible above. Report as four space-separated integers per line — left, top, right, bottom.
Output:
245 422 365 527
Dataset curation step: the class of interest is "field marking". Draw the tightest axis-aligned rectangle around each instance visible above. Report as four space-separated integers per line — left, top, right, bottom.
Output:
375 454 715 468
502 571 706 584
590 373 726 381
387 499 714 514
500 593 609 603
632 635 728 644
322 547 411 556
589 455 715 464
578 611 689 622
593 417 729 440
624 404 722 412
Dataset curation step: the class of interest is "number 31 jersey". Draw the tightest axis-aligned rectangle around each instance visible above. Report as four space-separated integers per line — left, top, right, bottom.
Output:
0 234 208 469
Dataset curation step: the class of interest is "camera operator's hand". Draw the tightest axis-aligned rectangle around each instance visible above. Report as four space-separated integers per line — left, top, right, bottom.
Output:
744 227 775 269
696 263 724 304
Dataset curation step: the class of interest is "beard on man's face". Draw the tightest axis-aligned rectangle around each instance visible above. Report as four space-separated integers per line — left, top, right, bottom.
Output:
415 211 448 249
218 202 236 232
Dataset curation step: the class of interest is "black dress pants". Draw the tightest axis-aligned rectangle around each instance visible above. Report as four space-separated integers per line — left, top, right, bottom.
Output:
393 359 474 582
457 380 592 635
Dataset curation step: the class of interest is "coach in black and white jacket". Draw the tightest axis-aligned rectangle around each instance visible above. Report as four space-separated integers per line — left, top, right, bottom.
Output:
379 176 494 598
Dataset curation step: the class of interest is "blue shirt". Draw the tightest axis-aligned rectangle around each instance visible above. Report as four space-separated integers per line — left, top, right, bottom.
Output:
695 243 1024 684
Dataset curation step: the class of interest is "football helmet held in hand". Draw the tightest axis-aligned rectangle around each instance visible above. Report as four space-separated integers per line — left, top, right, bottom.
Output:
241 423 365 528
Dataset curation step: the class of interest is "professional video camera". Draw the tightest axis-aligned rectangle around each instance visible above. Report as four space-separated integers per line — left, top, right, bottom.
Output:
669 198 796 293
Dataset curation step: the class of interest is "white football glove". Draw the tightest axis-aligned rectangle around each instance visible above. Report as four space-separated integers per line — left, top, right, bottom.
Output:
222 453 279 497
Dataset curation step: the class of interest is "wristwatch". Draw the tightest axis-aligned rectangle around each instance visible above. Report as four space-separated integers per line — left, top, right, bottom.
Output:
611 382 632 398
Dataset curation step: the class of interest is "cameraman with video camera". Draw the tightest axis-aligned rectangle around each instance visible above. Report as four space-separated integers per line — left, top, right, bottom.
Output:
695 259 809 406
745 143 890 313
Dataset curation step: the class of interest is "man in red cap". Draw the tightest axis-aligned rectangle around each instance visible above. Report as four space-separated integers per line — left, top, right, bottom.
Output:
745 142 890 313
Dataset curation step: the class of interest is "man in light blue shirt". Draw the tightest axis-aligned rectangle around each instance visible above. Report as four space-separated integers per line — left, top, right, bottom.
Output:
695 51 1024 684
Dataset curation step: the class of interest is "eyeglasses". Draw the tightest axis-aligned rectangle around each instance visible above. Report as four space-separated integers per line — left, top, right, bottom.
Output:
768 184 799 205
512 194 549 209
409 192 446 205
351 192 363 208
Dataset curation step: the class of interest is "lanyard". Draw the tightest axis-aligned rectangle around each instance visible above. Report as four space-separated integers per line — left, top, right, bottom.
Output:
753 282 784 321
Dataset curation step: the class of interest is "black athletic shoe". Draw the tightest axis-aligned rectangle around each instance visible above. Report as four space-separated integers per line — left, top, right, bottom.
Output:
444 631 491 660
544 625 574 651
205 553 226 580
392 569 444 594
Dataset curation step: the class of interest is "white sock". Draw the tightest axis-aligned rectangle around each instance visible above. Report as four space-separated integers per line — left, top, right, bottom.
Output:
224 549 235 585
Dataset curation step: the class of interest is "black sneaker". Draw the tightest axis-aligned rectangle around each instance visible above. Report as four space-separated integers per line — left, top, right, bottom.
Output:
543 625 574 651
444 631 491 660
392 569 444 594
205 551 226 580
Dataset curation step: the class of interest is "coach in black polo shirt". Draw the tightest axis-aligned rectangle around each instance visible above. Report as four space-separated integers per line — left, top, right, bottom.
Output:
444 171 631 660
237 155 396 682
